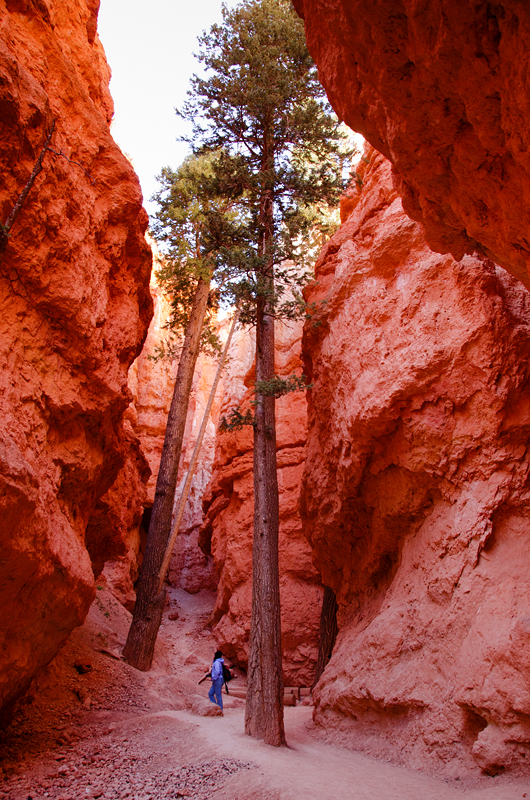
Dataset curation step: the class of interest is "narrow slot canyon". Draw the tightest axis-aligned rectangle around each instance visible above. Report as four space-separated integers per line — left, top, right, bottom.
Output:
2 1 530 798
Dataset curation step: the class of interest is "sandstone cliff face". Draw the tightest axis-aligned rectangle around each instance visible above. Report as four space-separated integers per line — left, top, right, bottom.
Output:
201 322 323 686
294 0 530 288
95 420 150 611
0 0 152 720
301 148 530 775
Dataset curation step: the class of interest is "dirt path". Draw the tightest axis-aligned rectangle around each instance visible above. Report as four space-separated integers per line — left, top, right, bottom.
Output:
1 585 528 800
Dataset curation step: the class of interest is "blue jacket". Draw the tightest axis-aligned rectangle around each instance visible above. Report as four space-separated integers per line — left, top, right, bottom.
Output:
211 657 224 681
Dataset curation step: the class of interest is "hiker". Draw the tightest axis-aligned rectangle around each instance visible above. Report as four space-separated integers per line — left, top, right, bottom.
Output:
208 650 224 712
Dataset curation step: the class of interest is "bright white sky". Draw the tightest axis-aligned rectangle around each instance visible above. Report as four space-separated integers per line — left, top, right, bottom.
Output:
98 0 239 218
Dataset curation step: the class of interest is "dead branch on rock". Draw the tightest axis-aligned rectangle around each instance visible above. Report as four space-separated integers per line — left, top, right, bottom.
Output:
47 147 96 185
0 120 56 253
0 119 96 255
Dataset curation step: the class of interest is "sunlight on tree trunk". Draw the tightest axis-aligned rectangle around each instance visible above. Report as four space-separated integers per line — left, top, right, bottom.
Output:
156 306 240 591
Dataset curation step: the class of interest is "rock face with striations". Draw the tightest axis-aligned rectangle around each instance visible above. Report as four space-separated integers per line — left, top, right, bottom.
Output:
293 0 530 288
201 322 323 686
0 0 152 721
301 147 530 775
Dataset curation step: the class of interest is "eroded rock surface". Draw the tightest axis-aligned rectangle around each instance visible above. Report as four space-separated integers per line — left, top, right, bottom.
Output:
294 0 530 287
301 148 530 775
0 0 152 720
95 420 151 611
201 323 323 686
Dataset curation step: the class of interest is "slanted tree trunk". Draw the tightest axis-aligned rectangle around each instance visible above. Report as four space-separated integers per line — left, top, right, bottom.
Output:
123 275 211 671
312 585 339 688
156 306 240 587
245 157 286 745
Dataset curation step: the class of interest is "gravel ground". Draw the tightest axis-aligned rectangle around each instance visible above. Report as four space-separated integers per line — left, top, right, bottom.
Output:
0 586 252 800
1 750 252 800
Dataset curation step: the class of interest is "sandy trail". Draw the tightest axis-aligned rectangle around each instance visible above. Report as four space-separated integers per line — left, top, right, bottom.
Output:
1 585 528 800
167 706 529 800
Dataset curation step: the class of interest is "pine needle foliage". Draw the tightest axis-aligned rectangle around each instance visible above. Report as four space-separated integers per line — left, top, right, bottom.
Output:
179 0 352 325
150 152 239 355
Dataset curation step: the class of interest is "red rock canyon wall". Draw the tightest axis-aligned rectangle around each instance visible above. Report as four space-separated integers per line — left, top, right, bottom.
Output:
0 0 152 721
201 322 323 686
293 0 530 288
301 147 530 775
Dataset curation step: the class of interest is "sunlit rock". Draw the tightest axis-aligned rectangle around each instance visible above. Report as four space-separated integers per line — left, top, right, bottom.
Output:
0 0 152 721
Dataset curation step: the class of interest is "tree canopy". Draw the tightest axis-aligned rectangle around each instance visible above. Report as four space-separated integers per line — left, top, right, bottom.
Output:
150 151 238 356
179 0 350 322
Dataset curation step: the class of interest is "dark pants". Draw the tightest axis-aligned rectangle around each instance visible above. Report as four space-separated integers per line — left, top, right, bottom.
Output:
208 677 224 710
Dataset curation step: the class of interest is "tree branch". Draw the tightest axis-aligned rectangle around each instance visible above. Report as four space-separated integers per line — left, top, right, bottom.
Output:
2 120 56 237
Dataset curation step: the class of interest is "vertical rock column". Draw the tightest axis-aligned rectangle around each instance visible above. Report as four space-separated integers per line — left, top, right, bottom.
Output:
0 0 152 720
301 147 530 775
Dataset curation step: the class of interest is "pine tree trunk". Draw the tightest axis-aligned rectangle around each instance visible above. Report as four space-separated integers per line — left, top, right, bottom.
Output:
243 120 285 745
312 585 339 688
245 293 285 745
123 276 211 671
156 307 240 586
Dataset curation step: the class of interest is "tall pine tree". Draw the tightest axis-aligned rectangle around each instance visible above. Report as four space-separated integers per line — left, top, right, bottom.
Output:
123 153 239 670
181 0 350 745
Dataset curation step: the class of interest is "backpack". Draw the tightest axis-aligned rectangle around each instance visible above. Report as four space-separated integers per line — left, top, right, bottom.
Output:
222 664 233 683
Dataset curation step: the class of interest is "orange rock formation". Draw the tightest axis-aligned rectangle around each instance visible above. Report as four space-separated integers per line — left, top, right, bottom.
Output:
294 0 530 288
0 0 152 721
301 147 530 775
201 322 323 686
